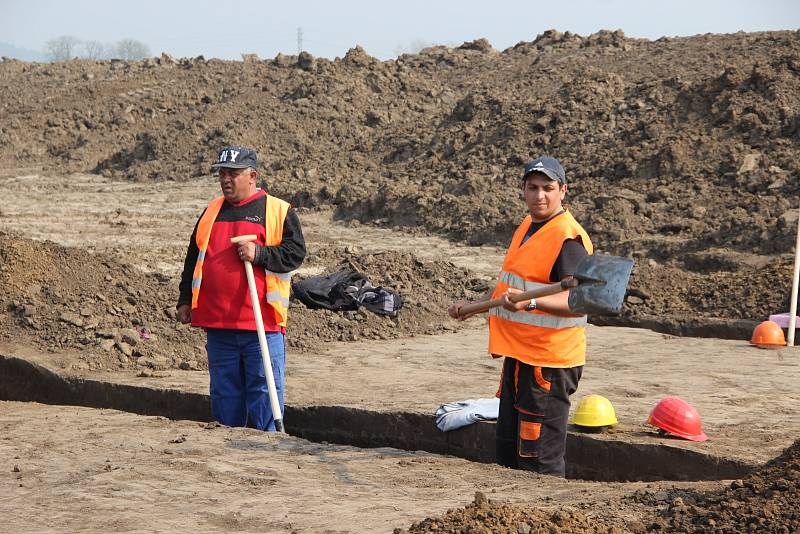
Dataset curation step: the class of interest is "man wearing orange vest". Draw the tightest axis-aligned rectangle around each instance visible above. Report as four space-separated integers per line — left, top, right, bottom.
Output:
177 146 306 431
448 156 592 477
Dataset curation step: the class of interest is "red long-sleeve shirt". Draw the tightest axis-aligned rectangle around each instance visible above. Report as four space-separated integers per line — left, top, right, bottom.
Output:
178 190 306 331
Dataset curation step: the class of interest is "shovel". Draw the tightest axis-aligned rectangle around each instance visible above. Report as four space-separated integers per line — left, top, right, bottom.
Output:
457 254 634 318
231 234 285 433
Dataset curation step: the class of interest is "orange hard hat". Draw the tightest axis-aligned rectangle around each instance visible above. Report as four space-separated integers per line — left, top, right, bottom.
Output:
750 320 786 348
647 396 708 442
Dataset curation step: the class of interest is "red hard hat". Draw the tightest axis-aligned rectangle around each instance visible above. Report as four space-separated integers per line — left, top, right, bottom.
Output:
647 396 708 442
750 320 786 348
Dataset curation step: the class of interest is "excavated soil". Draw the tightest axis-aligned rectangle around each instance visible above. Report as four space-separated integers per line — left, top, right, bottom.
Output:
397 491 630 533
638 437 800 532
0 231 484 371
2 29 800 532
2 29 800 330
396 438 800 533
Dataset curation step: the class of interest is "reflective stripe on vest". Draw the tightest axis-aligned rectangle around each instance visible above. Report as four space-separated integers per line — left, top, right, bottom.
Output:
190 198 224 309
500 271 551 292
191 250 207 290
488 306 587 328
487 210 593 368
190 194 292 327
266 292 290 308
493 269 586 328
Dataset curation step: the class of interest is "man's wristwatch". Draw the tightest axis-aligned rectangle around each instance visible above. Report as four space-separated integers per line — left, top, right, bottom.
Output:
525 298 537 311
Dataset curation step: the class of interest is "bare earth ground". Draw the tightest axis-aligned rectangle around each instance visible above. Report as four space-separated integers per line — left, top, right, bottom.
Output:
0 172 506 278
6 323 799 466
2 31 800 531
3 30 800 329
2 173 798 461
1 172 799 532
1 401 721 534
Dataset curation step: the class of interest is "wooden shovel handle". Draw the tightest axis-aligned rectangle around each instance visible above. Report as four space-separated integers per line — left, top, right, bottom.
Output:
457 278 578 318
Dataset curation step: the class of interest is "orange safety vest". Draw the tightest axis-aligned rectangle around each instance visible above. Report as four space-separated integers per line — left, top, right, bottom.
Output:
488 210 593 368
190 194 292 327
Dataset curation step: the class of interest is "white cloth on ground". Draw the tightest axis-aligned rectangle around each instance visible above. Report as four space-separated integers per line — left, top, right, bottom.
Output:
435 397 500 432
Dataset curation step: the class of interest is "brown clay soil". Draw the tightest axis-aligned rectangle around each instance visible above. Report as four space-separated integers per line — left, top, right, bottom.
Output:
0 400 721 533
400 438 800 533
399 434 800 533
0 175 494 372
1 29 800 532
628 439 800 533
2 30 800 329
1 398 797 533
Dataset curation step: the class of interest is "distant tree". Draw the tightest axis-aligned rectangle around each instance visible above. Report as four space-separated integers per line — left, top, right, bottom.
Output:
115 38 150 60
82 40 112 60
45 35 81 61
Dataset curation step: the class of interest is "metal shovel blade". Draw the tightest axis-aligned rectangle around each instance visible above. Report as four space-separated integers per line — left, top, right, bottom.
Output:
568 254 635 315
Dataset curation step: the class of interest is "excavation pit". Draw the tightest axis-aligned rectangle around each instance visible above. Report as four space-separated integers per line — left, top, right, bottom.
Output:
0 353 754 483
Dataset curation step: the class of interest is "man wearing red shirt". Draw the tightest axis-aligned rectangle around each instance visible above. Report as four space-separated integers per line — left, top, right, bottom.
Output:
177 146 306 431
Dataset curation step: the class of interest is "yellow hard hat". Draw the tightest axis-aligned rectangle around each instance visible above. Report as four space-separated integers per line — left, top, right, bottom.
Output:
572 395 618 427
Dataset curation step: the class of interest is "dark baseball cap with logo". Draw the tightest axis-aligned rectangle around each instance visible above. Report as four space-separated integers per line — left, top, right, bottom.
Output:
211 146 257 170
522 156 566 184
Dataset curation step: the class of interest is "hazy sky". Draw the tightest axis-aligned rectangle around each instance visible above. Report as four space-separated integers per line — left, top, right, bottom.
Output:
2 0 799 60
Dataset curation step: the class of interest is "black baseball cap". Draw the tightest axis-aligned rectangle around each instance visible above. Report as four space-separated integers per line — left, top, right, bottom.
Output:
211 146 257 170
522 156 566 184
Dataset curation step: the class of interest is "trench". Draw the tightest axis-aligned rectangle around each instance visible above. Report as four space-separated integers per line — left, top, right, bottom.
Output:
0 353 752 483
591 315 759 341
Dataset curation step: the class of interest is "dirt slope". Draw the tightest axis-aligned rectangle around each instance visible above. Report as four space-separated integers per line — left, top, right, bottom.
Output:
398 491 631 533
2 29 799 534
640 437 800 532
0 231 483 370
396 437 800 533
2 30 799 330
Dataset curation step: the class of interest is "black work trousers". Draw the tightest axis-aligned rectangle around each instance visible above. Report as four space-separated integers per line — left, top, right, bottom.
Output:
495 357 582 477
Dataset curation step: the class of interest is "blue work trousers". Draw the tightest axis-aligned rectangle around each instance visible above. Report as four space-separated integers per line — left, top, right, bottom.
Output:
205 328 285 431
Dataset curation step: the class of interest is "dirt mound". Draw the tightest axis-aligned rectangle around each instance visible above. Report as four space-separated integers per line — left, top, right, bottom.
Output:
397 438 800 534
290 245 486 350
597 253 794 336
0 231 204 371
396 491 629 534
2 30 800 327
637 438 800 532
0 232 482 369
